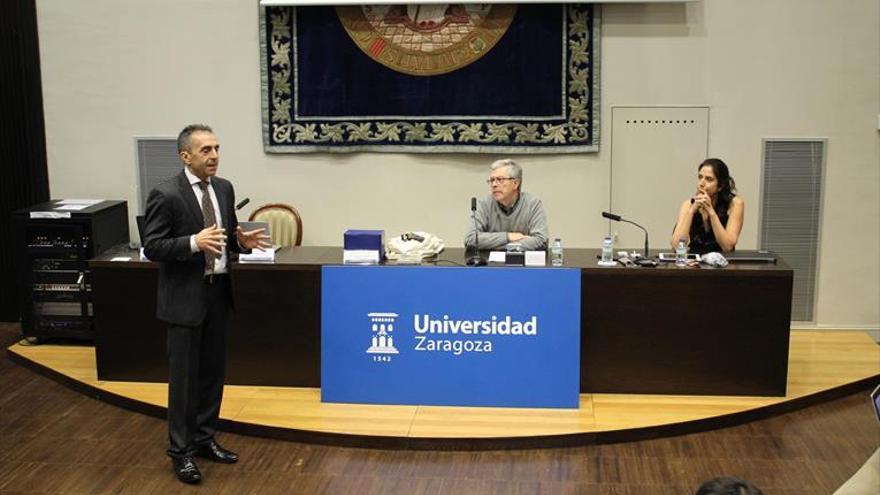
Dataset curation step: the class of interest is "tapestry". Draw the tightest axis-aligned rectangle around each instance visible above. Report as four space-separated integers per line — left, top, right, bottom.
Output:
260 4 600 154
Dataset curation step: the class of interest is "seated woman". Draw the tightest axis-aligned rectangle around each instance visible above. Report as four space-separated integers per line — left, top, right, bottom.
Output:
671 158 744 254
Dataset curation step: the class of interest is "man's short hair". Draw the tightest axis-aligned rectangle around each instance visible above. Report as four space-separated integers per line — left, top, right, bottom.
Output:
177 124 214 153
490 159 522 189
695 477 763 495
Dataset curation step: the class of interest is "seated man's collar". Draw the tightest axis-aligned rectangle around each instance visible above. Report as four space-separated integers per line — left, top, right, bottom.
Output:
497 193 521 215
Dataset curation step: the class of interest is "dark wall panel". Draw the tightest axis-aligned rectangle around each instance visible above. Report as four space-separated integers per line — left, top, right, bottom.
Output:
0 0 50 321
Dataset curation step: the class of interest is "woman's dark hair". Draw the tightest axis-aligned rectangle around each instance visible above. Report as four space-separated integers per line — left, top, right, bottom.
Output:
699 158 737 215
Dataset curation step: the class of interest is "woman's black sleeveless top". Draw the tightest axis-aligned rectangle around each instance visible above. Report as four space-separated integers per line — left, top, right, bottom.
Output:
688 206 729 255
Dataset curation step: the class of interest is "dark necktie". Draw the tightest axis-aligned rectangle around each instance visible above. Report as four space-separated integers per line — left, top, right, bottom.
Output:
198 181 217 273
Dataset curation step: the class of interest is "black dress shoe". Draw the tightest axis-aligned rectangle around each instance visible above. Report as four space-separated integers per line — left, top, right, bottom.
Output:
196 440 239 464
172 456 202 484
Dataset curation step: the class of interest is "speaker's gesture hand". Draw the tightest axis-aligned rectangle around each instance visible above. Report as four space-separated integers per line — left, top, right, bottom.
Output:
236 226 271 250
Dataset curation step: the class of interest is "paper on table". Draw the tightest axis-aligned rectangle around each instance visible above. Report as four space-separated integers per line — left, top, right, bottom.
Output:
110 256 132 262
56 199 103 205
343 249 380 265
525 251 546 266
240 248 275 263
30 211 71 219
488 251 506 263
55 204 89 211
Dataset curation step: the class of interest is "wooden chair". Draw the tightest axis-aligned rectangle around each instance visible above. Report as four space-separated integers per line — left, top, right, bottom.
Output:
248 203 303 247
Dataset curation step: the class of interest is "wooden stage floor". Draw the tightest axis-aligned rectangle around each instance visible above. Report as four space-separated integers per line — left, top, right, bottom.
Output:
7 330 879 449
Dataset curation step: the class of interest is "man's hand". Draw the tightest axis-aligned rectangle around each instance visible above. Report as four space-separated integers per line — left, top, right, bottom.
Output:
236 226 272 250
507 232 526 242
195 225 226 255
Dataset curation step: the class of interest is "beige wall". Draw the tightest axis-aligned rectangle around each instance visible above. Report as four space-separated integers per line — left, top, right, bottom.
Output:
37 0 879 328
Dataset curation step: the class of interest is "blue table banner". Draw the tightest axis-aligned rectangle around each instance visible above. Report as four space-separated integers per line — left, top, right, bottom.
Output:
321 265 581 408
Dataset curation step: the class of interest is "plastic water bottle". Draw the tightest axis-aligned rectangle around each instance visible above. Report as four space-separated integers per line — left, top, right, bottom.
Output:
601 236 614 264
675 238 688 266
550 238 564 266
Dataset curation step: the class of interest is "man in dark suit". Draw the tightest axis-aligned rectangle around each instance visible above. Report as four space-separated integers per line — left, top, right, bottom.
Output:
143 124 268 484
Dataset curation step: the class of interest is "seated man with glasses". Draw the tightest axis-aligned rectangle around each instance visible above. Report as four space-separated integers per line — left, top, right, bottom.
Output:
465 158 548 252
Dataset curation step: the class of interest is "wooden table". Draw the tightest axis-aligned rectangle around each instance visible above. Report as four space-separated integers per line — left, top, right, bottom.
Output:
91 246 792 396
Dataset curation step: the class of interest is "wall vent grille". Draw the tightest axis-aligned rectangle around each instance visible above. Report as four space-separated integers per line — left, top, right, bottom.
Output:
760 139 826 322
136 138 179 214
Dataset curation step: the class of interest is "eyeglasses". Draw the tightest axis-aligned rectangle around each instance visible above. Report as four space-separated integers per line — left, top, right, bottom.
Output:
486 177 516 185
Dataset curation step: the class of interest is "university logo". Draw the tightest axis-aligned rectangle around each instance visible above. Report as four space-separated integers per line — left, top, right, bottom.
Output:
365 312 400 355
336 5 517 76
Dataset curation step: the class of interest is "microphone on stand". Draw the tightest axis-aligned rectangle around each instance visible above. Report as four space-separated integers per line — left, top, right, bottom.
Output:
466 197 486 266
235 197 250 210
602 211 654 265
601 211 622 222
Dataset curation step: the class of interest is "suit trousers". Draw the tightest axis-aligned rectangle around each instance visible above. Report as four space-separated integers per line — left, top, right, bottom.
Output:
166 276 230 459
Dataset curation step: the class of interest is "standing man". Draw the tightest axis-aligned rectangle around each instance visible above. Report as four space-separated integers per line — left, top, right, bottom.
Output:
143 124 268 484
465 158 548 251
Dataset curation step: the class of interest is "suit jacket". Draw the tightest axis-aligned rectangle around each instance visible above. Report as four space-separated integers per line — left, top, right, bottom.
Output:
143 171 242 326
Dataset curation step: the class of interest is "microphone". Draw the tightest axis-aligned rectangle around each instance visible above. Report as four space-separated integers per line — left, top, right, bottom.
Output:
235 198 250 210
601 211 621 222
467 197 486 266
601 211 650 259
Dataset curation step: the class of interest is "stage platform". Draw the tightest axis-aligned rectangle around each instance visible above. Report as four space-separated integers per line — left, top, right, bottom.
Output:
7 330 879 450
